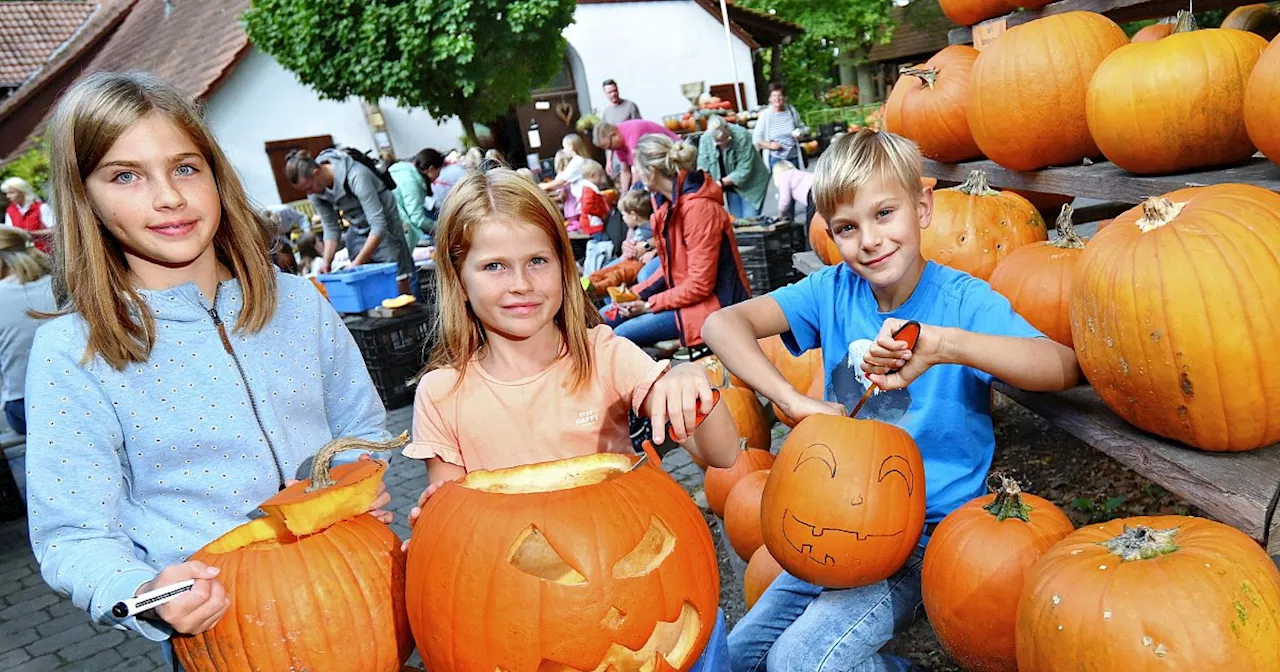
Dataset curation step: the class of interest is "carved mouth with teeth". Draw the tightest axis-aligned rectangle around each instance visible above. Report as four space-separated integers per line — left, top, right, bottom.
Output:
521 602 701 672
782 508 904 566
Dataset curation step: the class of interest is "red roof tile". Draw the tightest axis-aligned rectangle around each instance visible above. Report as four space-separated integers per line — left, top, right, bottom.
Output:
0 2 99 88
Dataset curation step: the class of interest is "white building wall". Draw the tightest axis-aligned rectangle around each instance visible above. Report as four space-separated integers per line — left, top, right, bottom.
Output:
204 47 466 206
564 1 758 122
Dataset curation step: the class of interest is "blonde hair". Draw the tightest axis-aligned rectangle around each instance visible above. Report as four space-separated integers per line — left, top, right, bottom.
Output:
617 189 653 219
1 177 39 203
813 129 924 221
0 227 51 283
429 168 601 391
562 133 591 159
633 134 698 181
580 159 607 186
554 150 570 174
457 148 484 170
46 70 277 370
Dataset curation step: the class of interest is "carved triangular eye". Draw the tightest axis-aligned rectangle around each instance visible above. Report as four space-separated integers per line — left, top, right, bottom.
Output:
507 525 586 585
613 516 676 579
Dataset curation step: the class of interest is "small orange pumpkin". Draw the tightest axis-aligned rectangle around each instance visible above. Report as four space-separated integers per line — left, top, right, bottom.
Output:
1131 21 1174 42
884 45 983 163
922 475 1074 672
743 546 784 609
723 470 770 560
809 213 842 265
174 435 414 672
760 415 926 588
1245 35 1280 166
704 441 775 517
988 205 1087 347
1222 3 1280 40
938 0 1015 27
770 367 824 429
924 170 1048 280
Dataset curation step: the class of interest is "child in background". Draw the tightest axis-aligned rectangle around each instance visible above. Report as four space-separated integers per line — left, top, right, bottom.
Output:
0 227 58 435
587 188 659 296
576 159 611 238
702 130 1078 672
771 160 814 223
25 71 394 660
403 167 738 670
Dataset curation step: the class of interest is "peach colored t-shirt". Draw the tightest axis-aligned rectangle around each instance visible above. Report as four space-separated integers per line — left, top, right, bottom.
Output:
405 326 669 471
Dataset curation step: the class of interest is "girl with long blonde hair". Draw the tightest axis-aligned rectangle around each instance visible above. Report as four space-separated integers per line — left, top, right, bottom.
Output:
0 227 57 435
25 71 395 656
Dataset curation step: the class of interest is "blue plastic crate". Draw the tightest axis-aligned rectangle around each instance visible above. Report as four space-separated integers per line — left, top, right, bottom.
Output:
317 263 398 313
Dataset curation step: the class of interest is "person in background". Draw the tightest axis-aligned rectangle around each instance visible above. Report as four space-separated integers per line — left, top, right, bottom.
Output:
433 148 482 206
772 160 815 222
540 134 594 222
286 148 416 296
592 120 679 192
0 227 57 435
2 177 55 254
753 83 806 172
262 203 308 237
587 188 660 298
600 79 642 177
260 207 304 275
391 147 445 247
697 115 770 219
576 159 611 239
297 232 325 276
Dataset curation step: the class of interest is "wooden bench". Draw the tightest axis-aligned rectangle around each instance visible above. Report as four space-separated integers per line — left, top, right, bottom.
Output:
793 250 1280 556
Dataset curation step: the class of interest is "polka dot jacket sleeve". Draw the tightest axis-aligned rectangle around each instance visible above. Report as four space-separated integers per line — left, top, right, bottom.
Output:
24 328 170 641
316 292 392 466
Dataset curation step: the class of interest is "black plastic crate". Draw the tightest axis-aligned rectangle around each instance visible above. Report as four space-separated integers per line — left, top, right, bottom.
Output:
345 304 435 409
742 253 801 297
733 220 806 260
365 353 426 410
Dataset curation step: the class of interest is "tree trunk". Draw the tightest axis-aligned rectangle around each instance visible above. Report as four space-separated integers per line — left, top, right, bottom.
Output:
857 65 876 104
457 108 481 148
770 46 783 86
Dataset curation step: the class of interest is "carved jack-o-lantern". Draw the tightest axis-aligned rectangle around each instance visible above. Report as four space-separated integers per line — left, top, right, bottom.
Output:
760 415 926 589
406 452 719 671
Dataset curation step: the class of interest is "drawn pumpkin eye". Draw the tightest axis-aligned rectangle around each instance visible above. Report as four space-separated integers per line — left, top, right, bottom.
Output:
507 526 586 585
613 516 676 579
794 443 837 478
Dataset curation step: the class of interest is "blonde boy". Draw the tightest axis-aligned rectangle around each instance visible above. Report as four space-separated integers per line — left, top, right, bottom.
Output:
702 130 1078 671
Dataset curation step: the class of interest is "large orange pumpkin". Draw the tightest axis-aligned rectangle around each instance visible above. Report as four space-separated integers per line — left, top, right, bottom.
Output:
760 415 926 588
743 546 784 609
723 469 770 560
938 0 1014 26
407 451 719 671
174 436 414 672
1087 13 1267 175
1222 3 1280 40
884 45 983 163
988 205 1087 347
1245 35 1280 165
924 170 1048 280
809 213 842 265
968 12 1128 171
704 441 775 517
1070 185 1280 451
758 336 823 395
1131 21 1174 41
1016 516 1280 670
922 476 1074 672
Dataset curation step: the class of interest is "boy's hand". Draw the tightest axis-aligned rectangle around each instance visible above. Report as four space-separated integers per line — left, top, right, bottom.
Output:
865 319 943 390
648 363 718 442
621 238 637 259
775 391 846 424
400 477 461 552
138 562 228 634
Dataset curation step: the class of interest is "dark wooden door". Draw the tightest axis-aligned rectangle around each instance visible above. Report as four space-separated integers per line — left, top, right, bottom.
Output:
265 135 334 202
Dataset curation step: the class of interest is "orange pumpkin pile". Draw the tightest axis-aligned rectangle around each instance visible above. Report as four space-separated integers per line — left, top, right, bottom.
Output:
704 441 774 517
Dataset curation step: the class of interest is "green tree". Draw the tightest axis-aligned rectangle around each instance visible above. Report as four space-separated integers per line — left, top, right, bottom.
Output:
0 137 51 197
243 0 577 146
737 0 895 114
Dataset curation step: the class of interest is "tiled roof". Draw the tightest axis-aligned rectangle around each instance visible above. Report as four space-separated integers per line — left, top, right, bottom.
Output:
0 2 99 88
81 0 251 99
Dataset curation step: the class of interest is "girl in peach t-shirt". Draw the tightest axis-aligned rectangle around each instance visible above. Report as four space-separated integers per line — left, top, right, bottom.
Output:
403 167 739 491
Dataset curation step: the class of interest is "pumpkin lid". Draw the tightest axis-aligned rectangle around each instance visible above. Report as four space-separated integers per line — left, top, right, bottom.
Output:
258 432 409 537
459 452 641 495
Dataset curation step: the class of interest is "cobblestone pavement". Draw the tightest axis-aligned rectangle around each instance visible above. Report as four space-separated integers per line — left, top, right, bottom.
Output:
0 403 747 671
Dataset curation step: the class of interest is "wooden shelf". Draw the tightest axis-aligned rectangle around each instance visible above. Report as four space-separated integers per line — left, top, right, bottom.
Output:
922 156 1280 204
948 0 1258 45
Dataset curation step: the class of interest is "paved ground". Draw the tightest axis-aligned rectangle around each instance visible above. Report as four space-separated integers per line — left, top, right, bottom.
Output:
0 403 737 671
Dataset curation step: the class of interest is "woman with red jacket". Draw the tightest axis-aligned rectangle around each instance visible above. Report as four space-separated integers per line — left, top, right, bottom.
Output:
2 177 54 254
606 134 752 347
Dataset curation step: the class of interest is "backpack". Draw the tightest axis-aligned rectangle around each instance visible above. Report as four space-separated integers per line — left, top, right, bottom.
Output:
341 147 398 193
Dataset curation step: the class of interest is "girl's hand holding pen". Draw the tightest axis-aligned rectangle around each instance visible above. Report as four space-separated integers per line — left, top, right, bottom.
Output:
134 561 228 634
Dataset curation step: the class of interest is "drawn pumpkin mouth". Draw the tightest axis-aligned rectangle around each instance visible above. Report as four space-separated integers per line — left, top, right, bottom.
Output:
782 509 903 566
531 602 702 672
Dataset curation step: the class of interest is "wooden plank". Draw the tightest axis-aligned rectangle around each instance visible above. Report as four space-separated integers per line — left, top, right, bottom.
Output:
923 157 1280 204
793 251 824 277
948 0 1256 44
995 383 1280 554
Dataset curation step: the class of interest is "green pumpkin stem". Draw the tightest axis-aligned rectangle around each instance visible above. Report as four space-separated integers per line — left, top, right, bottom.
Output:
1173 9 1198 33
955 169 998 197
305 432 410 493
983 473 1033 522
1050 204 1086 249
1100 525 1181 561
899 65 939 89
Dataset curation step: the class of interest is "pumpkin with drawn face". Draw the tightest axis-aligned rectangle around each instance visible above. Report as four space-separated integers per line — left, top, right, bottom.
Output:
760 415 926 588
406 452 719 672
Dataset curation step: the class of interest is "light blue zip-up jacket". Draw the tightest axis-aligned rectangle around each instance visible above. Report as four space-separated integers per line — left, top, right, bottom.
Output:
25 272 390 641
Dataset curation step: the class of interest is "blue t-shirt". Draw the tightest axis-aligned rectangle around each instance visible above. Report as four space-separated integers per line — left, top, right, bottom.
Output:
771 261 1043 522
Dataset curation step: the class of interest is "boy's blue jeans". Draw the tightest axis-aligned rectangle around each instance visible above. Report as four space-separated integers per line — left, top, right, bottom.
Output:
728 547 924 672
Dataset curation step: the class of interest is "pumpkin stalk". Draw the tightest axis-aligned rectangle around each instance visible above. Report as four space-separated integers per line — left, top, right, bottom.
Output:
305 432 410 493
1100 524 1181 561
1050 204 1086 249
982 473 1033 522
955 169 999 197
1172 9 1198 33
900 65 939 89
1136 197 1186 233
